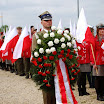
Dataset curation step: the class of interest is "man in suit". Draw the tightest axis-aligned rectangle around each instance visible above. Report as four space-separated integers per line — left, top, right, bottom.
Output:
32 11 56 104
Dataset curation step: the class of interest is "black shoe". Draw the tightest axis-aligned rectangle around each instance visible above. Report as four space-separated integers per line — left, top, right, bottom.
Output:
78 88 83 96
82 88 90 95
97 95 104 101
20 73 25 76
10 69 14 73
25 75 29 79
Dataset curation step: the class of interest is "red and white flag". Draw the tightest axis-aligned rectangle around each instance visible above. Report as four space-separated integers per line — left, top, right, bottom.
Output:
12 26 31 63
76 8 95 46
0 27 19 60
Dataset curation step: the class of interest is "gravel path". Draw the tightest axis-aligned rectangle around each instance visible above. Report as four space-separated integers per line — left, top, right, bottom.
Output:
0 70 104 104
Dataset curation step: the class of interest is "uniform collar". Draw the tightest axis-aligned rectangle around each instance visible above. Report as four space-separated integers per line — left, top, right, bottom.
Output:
43 28 51 33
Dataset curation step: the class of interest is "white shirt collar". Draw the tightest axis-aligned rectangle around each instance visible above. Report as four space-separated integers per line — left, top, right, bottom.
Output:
43 28 51 33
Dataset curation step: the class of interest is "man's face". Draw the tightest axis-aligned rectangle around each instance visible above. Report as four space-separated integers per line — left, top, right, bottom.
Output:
41 19 52 29
31 27 35 34
17 29 22 35
99 28 104 37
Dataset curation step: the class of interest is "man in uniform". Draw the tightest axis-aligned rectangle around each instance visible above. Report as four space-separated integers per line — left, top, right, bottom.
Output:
32 11 56 104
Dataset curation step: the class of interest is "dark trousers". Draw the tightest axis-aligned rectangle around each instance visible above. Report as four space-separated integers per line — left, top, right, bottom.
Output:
87 66 95 87
42 90 56 104
24 58 30 76
77 72 86 88
95 76 104 96
16 58 25 75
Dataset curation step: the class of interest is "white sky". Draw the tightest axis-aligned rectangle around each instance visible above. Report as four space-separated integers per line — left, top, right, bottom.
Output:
0 0 104 29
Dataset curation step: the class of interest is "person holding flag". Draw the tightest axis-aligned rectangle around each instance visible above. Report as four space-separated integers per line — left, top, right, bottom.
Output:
76 8 95 96
93 24 104 101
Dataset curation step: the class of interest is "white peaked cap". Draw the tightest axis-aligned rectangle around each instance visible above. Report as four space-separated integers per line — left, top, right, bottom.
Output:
76 8 88 43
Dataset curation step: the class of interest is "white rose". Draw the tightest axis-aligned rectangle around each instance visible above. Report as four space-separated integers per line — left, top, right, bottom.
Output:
60 37 65 42
46 49 51 54
54 38 59 44
37 39 41 44
51 26 56 30
39 48 44 54
50 47 56 52
63 33 68 38
67 42 72 47
57 29 63 35
78 46 81 50
67 36 71 41
48 41 54 47
34 52 39 57
72 39 76 44
50 32 55 37
64 30 69 34
43 33 49 38
61 43 66 48
74 48 78 52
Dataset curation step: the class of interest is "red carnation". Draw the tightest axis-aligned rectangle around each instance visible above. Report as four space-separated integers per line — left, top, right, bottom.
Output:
74 72 78 75
44 63 48 67
66 53 69 57
46 70 50 74
60 50 64 54
71 77 75 80
77 64 80 67
58 55 63 58
49 56 54 60
48 64 52 67
77 69 80 73
69 55 73 59
67 49 71 53
42 73 46 76
62 57 66 62
38 57 42 62
71 69 76 73
46 84 51 87
52 51 57 55
72 64 75 67
55 60 59 64
52 74 56 76
74 50 76 54
43 56 48 60
38 71 42 75
39 64 43 68
69 66 72 69
43 80 48 83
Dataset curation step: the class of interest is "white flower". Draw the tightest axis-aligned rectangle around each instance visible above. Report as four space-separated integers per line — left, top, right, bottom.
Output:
43 33 49 38
57 29 63 35
57 27 62 30
50 47 56 52
46 49 51 54
63 33 68 38
64 30 69 34
67 42 72 47
39 48 44 54
74 48 78 52
51 26 56 30
72 39 76 44
60 37 65 42
47 41 54 47
50 32 55 37
37 39 41 44
34 52 39 57
78 46 81 50
61 43 66 48
67 36 71 41
54 38 59 44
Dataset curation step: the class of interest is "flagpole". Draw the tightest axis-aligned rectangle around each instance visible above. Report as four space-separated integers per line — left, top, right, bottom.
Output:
77 0 79 18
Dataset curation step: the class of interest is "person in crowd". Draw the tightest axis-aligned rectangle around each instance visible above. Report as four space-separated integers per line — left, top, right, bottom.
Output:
93 24 104 101
32 11 56 104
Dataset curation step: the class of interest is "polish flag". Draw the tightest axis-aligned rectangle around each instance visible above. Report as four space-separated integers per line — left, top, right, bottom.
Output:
76 8 95 46
0 27 19 60
12 26 31 63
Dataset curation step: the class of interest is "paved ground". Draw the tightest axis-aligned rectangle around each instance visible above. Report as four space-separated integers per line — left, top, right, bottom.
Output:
0 69 104 104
